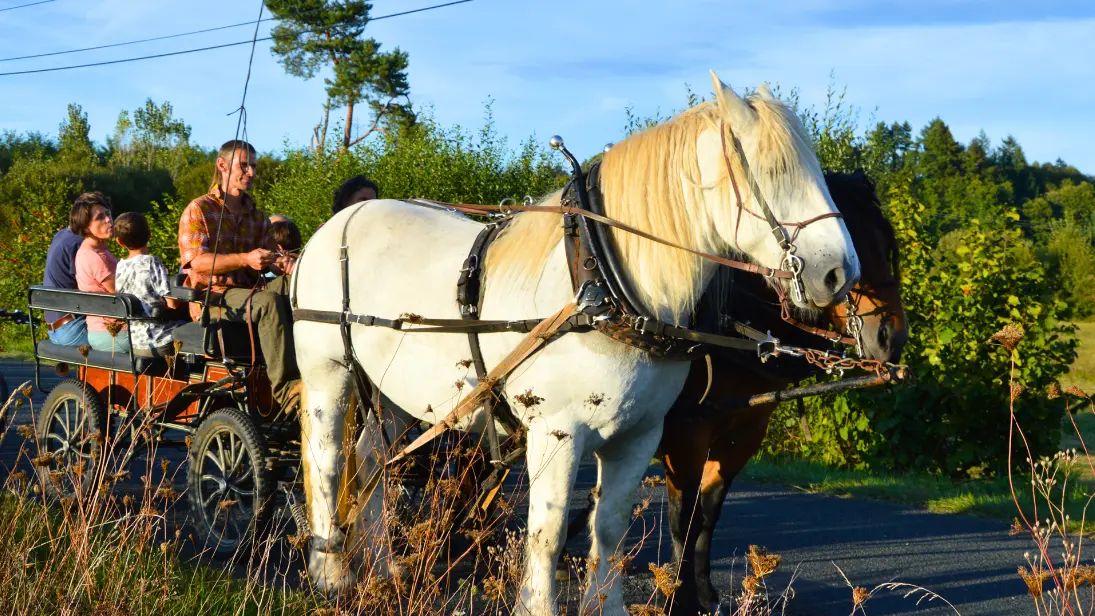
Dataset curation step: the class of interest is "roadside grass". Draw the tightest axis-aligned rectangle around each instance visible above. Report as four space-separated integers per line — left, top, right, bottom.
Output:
0 325 36 361
0 493 313 615
742 456 1094 532
1061 320 1095 396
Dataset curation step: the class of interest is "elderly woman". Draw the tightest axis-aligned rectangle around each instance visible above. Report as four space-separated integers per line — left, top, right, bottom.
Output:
72 192 131 353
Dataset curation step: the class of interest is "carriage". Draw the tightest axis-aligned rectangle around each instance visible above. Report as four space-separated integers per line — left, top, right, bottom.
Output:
25 281 305 553
22 279 503 556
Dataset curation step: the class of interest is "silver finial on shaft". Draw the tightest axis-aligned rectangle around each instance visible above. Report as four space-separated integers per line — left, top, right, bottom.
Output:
549 135 564 150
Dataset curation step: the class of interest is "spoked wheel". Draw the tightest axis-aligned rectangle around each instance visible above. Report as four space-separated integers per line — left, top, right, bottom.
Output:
35 380 106 498
187 406 273 555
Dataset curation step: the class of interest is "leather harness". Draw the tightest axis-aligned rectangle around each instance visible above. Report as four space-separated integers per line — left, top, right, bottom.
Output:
288 121 864 528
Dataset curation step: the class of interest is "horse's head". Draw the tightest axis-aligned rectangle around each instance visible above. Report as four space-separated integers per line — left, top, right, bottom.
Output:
824 171 909 363
699 71 860 309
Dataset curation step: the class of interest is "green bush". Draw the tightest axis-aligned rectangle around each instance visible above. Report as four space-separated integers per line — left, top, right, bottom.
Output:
764 176 1077 475
256 107 566 246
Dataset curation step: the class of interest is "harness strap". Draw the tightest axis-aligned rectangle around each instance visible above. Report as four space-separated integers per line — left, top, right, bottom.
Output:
720 123 844 251
335 205 382 445
293 309 594 335
386 301 580 467
457 221 516 463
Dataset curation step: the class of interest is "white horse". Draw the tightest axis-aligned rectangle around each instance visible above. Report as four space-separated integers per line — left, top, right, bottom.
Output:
290 72 860 615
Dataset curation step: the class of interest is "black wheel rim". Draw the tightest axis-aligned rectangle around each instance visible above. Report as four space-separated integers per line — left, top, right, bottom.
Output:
196 427 257 550
43 395 95 478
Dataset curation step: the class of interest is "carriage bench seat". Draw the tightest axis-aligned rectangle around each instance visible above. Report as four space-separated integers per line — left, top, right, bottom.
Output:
35 340 166 374
28 285 170 375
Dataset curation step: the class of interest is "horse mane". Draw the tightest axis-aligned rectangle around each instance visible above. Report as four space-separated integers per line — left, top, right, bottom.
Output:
823 170 900 281
486 93 820 323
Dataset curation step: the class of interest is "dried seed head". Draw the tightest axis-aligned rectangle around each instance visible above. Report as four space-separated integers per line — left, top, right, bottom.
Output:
991 323 1025 351
514 389 544 408
287 532 311 550
77 345 90 358
1048 383 1062 400
1011 382 1026 402
647 562 681 598
747 545 781 579
105 321 124 338
742 574 760 597
172 340 183 356
31 453 54 467
852 586 870 606
1010 518 1025 536
1066 385 1090 400
1019 566 1049 597
16 425 33 439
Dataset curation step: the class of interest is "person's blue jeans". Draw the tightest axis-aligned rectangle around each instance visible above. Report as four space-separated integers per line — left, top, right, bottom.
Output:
88 330 131 354
46 316 89 347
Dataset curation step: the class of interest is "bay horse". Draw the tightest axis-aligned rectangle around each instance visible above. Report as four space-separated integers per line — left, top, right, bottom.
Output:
290 72 861 616
661 170 908 615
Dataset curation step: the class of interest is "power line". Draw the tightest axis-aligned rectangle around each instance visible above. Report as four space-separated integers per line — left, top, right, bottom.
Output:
0 0 54 12
0 0 472 64
0 19 271 63
0 38 273 76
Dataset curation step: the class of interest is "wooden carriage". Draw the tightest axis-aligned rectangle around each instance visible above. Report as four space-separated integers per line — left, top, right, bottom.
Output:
27 283 301 553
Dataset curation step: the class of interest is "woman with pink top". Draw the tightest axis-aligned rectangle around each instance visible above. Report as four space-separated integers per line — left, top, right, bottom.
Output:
72 192 131 353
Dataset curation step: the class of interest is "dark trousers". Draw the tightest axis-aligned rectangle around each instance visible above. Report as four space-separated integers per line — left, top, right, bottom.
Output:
217 276 298 405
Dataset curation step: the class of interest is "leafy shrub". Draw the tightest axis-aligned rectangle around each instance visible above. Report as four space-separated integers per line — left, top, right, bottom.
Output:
765 176 1077 475
256 105 565 246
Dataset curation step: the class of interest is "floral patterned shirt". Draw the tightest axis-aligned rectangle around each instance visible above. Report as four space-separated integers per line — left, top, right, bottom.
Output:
116 254 185 351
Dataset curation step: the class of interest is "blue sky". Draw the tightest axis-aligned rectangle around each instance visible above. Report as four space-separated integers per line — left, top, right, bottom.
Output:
2 0 1094 174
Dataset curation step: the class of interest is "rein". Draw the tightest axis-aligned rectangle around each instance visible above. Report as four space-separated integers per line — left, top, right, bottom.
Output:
408 199 798 281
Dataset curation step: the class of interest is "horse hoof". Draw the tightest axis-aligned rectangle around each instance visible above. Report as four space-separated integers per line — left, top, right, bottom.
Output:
309 549 356 593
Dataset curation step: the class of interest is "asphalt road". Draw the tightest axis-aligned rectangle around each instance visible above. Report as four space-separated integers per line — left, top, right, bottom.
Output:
1 360 1033 614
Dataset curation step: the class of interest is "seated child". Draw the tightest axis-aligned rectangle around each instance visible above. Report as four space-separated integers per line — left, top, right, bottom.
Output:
113 212 186 357
270 218 301 276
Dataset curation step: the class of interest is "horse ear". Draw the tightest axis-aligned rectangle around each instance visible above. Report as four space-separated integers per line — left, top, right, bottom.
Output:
709 70 756 129
756 82 774 100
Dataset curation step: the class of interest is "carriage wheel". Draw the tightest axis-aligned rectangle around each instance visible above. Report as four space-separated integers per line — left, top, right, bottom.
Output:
35 379 107 499
187 406 273 555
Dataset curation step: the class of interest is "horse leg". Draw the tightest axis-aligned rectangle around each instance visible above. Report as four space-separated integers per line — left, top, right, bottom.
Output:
694 410 774 613
299 362 358 592
693 461 730 613
347 396 393 577
517 425 585 616
665 465 705 616
661 422 712 615
584 421 664 616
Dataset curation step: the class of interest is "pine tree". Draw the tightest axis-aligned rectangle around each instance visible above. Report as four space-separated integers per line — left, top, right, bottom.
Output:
266 0 412 152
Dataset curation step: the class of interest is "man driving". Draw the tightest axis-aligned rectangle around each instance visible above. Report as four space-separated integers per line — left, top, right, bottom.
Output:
178 139 298 410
